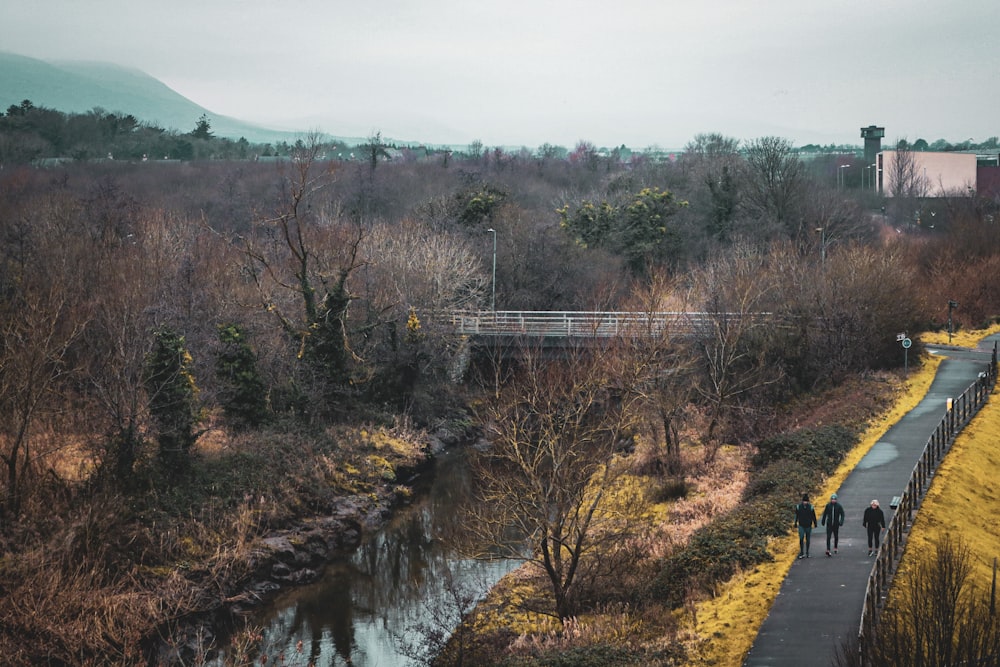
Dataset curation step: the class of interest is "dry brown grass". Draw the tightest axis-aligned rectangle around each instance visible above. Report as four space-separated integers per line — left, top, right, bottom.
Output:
0 496 207 664
0 419 431 665
649 445 749 558
507 606 648 653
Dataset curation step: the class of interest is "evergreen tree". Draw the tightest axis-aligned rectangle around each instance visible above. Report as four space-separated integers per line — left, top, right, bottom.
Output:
145 327 200 465
215 323 268 429
191 114 213 140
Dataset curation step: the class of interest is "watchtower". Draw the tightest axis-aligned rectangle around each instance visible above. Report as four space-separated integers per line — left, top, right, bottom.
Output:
861 125 885 165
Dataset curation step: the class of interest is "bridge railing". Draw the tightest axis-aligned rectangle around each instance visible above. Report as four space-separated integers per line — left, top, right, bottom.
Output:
448 310 739 338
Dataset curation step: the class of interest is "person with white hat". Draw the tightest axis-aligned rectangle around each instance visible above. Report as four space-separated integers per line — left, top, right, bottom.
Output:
862 499 886 556
821 493 845 556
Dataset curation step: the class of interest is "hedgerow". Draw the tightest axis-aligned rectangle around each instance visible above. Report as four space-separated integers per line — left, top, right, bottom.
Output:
752 424 857 474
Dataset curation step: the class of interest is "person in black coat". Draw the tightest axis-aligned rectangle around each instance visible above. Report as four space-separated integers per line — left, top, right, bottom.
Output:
821 493 845 556
862 499 886 556
794 493 818 558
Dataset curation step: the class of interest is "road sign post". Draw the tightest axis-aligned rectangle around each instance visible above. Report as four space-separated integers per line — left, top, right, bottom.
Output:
900 335 912 376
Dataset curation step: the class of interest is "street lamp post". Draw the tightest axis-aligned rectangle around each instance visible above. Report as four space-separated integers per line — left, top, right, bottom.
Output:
815 227 826 265
948 300 959 344
838 164 851 190
487 228 496 312
871 163 877 193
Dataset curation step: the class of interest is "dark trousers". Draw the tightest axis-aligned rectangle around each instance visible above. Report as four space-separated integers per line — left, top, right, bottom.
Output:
867 526 881 550
798 526 812 555
826 526 840 550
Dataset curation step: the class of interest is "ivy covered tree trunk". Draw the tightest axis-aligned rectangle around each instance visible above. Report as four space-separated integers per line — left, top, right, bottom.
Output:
145 327 200 467
305 275 352 387
235 140 372 415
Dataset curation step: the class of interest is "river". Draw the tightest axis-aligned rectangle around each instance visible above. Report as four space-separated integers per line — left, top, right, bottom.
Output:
220 447 514 666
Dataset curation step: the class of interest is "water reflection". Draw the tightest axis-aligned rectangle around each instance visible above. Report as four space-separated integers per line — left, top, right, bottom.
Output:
233 448 513 667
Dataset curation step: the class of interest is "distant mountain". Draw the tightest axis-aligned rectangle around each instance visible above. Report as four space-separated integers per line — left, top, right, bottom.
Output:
0 52 305 144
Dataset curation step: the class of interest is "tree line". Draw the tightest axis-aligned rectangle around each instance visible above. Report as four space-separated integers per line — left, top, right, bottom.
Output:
0 100 444 165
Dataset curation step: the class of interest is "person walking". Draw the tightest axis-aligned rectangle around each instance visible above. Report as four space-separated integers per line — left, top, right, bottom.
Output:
794 493 818 559
821 493 845 556
863 499 886 556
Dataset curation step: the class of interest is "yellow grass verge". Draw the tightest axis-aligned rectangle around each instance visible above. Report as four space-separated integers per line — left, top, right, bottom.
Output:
919 322 1000 348
681 356 943 667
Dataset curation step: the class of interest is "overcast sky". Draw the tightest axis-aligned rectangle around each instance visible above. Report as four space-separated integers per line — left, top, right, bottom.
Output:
3 0 999 149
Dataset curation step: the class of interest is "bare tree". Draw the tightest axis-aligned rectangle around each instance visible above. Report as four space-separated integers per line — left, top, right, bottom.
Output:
683 132 741 160
234 135 374 405
885 141 929 200
799 187 878 256
689 242 784 455
743 136 807 237
365 219 489 315
0 198 88 516
618 270 697 476
466 342 646 621
774 240 925 387
0 286 85 516
885 140 930 227
81 249 157 482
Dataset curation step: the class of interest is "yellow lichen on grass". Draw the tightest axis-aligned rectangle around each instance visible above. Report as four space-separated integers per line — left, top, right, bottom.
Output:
683 357 942 667
609 468 673 525
919 322 1000 348
468 567 561 637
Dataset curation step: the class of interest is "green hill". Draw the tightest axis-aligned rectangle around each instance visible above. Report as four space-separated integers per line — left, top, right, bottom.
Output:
0 51 300 144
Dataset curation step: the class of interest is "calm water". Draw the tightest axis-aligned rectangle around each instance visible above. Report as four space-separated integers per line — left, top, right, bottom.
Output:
225 448 513 666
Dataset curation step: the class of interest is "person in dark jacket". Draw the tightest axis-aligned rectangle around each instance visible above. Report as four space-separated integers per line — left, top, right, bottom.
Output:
821 493 845 556
862 499 886 556
794 493 818 559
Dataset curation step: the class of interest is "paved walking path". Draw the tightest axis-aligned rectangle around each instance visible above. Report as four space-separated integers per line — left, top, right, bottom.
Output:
742 337 998 666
